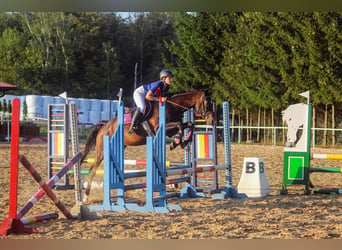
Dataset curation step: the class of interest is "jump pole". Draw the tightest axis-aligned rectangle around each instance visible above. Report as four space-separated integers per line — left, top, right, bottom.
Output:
310 167 342 173
312 154 342 160
0 98 37 236
20 213 59 225
85 158 183 167
313 188 342 194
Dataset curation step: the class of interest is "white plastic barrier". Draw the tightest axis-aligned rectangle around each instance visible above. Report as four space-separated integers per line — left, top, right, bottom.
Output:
0 94 118 124
41 96 55 118
78 111 89 124
26 95 42 107
54 97 65 104
78 98 90 112
101 111 110 121
90 99 102 111
88 110 101 124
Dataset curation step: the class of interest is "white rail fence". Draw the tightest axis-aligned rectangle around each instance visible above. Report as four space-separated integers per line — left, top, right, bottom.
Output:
1 120 342 148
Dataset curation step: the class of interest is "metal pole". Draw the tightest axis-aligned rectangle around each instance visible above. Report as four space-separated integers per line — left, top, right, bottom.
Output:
140 40 143 84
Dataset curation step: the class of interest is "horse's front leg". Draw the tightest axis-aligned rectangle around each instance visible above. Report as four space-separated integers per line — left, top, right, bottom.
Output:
167 122 183 150
168 121 194 150
179 121 194 149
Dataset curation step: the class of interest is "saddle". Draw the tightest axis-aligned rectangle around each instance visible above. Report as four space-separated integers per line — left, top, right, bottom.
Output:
124 101 154 125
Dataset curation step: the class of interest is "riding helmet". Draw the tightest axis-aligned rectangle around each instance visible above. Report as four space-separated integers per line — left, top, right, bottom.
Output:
160 69 174 80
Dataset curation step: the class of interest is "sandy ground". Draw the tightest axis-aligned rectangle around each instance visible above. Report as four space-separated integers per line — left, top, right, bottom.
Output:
1 141 342 239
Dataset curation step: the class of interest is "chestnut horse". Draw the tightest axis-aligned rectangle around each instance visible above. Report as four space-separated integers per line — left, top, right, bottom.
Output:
81 90 214 202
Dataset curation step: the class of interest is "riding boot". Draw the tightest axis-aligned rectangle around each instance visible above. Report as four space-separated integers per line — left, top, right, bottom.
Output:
128 109 143 134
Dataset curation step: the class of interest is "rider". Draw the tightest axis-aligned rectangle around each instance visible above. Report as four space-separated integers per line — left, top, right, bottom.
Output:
128 69 174 134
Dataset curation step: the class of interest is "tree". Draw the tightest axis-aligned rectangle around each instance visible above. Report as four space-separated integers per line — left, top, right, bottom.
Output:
165 12 231 96
71 12 127 99
0 101 2 122
128 12 176 86
0 28 27 85
23 99 28 120
2 99 7 120
20 12 80 95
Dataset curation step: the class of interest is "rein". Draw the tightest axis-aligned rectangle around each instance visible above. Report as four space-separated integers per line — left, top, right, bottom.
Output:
166 100 194 111
166 96 206 117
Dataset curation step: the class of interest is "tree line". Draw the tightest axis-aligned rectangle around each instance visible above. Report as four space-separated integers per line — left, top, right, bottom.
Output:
1 12 341 145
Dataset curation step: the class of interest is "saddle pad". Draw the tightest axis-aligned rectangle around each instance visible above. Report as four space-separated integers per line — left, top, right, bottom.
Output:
124 114 132 125
123 101 154 125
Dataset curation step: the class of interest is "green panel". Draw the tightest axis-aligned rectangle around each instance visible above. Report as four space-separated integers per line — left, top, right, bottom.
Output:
288 156 304 180
283 151 310 186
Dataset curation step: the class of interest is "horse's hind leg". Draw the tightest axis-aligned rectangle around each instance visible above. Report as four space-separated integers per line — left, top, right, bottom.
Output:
83 159 101 204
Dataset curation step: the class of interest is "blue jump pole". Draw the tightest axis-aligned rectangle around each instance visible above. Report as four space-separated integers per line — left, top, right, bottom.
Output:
212 102 247 199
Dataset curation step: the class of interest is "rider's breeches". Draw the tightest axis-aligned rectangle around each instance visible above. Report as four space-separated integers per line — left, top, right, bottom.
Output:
133 86 145 113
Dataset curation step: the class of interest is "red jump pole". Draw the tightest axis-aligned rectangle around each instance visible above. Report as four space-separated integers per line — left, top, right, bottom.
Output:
0 98 37 236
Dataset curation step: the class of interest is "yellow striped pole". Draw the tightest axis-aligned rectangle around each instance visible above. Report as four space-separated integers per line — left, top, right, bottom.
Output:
312 154 342 160
85 158 182 167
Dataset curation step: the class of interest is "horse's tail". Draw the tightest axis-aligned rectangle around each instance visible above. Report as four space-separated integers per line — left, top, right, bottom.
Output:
81 123 104 163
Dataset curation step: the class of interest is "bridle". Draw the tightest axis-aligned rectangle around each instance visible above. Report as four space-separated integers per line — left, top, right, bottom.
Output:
196 94 210 118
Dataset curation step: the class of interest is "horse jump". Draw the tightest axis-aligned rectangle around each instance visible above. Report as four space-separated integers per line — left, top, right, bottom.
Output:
0 99 92 236
87 100 245 213
0 99 78 236
281 91 342 195
81 90 214 203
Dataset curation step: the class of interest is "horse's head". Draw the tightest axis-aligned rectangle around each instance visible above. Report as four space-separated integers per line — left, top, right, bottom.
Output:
195 91 215 125
166 90 214 125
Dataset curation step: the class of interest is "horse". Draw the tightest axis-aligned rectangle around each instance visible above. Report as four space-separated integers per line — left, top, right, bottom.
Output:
81 90 214 203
